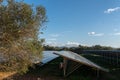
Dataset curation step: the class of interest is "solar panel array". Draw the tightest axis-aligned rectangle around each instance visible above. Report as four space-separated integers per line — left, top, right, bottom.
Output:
54 51 108 72
83 50 120 66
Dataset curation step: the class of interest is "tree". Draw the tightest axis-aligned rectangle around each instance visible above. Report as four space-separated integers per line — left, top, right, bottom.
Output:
0 0 46 73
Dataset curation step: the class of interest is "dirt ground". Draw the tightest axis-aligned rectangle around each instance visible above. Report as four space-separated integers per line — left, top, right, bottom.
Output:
1 57 120 80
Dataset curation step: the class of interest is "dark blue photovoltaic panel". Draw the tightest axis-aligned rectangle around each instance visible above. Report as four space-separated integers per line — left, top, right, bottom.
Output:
32 51 59 65
41 51 59 64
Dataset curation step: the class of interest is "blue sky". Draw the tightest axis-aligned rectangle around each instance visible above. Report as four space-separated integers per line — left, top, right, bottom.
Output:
25 0 120 48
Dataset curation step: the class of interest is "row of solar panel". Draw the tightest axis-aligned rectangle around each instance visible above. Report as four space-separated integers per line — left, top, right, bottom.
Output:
83 50 120 66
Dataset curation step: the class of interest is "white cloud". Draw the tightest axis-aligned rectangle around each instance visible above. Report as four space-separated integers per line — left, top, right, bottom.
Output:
44 40 65 47
104 7 120 14
88 32 95 35
94 33 104 36
110 32 120 36
113 32 120 35
66 41 80 47
44 41 80 47
88 32 104 37
67 41 80 45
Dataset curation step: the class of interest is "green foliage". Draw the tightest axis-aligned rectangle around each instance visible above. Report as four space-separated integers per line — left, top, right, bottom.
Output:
0 0 46 73
44 44 114 54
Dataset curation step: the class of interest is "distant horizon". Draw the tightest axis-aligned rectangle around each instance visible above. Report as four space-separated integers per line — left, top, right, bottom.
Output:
25 0 120 48
43 42 120 49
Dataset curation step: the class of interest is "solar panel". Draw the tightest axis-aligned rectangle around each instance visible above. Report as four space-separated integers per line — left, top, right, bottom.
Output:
83 50 120 66
32 51 59 65
41 51 59 64
54 51 109 72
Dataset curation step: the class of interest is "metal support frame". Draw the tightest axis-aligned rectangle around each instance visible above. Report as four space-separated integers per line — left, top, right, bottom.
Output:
117 53 118 66
65 64 82 77
97 69 99 78
63 57 67 77
63 57 82 77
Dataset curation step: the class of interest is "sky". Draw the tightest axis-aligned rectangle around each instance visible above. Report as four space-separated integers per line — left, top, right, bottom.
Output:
24 0 120 48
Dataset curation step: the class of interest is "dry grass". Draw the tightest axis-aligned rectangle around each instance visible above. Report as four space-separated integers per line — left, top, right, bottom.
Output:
0 72 16 80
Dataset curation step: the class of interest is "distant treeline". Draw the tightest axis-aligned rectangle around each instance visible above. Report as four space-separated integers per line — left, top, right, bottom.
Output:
43 45 120 54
